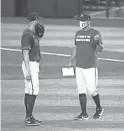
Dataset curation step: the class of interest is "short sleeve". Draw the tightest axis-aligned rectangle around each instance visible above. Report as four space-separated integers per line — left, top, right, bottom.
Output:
21 33 33 50
94 30 103 46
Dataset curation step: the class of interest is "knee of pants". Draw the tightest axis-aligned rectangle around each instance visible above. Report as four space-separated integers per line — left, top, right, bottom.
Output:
25 87 39 95
77 86 87 94
77 90 87 94
33 88 39 95
88 89 98 96
24 81 39 95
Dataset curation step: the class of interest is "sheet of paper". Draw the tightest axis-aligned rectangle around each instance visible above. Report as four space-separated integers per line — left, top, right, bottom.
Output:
62 68 74 76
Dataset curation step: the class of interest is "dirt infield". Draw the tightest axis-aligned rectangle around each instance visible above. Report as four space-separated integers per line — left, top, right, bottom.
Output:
1 78 124 131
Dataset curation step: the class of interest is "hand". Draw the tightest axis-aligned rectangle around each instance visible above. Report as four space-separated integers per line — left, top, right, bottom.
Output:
25 72 31 82
96 43 103 53
67 61 72 69
25 76 31 82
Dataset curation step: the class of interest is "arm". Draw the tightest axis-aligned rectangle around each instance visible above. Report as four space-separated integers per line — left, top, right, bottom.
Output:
68 32 77 68
21 33 32 81
94 34 104 53
68 45 77 67
69 45 77 62
23 50 31 81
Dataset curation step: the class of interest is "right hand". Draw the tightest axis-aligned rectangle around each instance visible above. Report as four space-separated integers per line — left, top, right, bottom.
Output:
67 61 72 69
25 71 31 82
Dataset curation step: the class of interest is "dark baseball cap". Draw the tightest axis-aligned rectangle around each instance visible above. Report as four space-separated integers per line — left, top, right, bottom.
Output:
27 12 39 22
76 14 91 21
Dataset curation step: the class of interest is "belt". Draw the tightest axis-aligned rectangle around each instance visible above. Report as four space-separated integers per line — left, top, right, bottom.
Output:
30 60 40 63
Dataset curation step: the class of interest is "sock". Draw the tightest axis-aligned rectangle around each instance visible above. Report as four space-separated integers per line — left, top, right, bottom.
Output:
24 94 37 118
92 94 101 109
79 93 87 115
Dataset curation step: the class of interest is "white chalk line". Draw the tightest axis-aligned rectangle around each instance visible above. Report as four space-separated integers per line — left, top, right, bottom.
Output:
0 47 124 63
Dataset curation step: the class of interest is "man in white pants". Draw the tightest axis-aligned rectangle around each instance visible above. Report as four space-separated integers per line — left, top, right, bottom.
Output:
68 14 104 120
21 12 44 126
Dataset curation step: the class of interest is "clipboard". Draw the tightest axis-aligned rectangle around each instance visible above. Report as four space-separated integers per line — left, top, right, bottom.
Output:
62 67 74 76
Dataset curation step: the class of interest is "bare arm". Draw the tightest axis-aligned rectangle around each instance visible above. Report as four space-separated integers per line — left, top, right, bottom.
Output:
68 45 77 67
23 50 31 81
69 45 77 62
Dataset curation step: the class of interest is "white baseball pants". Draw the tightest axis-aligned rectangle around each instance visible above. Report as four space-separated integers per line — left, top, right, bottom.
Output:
22 61 40 95
76 67 98 96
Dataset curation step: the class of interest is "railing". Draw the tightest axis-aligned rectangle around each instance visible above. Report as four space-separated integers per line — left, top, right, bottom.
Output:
82 0 124 12
78 0 124 17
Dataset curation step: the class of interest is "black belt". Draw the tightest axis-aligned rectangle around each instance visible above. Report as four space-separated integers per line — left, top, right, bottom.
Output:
30 60 40 63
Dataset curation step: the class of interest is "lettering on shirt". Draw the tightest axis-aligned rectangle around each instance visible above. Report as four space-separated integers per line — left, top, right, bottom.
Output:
76 35 91 42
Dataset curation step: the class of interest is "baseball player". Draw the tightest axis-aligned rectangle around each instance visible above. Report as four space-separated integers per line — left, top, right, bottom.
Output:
21 12 44 126
68 14 104 120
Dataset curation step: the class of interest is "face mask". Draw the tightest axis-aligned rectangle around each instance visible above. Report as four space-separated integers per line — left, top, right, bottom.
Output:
79 21 88 29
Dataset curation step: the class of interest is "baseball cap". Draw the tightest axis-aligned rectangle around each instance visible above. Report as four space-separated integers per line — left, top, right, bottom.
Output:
76 14 91 21
27 12 39 22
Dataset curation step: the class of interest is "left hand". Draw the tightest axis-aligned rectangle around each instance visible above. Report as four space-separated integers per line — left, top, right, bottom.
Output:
96 43 103 52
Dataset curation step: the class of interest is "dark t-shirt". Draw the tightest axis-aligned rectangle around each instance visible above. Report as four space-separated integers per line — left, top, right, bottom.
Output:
21 29 41 62
75 28 101 69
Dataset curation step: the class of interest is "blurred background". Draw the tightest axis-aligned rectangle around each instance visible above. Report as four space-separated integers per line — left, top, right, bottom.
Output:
1 0 124 18
1 1 124 131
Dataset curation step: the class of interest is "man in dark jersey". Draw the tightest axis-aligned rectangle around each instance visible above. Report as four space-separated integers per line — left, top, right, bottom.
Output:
21 12 44 126
68 14 104 120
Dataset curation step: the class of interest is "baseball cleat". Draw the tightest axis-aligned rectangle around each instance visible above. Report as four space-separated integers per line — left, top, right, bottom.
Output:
31 116 43 124
74 113 89 120
93 107 104 119
25 117 40 126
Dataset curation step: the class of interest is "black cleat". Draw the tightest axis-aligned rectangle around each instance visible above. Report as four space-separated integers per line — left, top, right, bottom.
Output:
31 116 43 124
93 107 104 119
25 117 40 126
74 113 89 120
